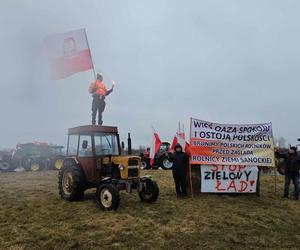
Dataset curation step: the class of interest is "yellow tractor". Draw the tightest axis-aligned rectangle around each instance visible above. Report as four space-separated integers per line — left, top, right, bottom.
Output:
58 125 159 210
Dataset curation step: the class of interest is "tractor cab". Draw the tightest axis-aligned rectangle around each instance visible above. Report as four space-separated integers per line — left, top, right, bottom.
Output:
67 125 123 182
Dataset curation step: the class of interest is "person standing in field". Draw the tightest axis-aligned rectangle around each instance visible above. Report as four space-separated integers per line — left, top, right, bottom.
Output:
169 144 189 198
275 146 300 200
88 74 114 125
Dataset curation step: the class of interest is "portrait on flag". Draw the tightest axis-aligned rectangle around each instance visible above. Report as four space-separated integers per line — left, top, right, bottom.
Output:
44 29 93 80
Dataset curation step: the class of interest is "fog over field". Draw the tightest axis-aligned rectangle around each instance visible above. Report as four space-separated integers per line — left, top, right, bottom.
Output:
0 0 299 149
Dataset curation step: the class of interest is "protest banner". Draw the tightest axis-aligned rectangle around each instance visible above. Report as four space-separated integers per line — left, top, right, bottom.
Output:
200 165 259 193
190 118 275 167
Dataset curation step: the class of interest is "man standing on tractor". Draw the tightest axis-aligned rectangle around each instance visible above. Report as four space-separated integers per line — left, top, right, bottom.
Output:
89 73 114 125
169 144 189 198
275 146 300 200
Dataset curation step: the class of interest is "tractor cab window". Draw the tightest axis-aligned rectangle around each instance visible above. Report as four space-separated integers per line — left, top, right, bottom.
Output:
94 133 119 156
48 146 63 156
67 135 78 156
158 144 169 154
79 135 93 157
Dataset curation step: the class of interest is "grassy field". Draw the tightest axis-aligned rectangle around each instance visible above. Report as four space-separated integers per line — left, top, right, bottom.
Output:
0 170 300 250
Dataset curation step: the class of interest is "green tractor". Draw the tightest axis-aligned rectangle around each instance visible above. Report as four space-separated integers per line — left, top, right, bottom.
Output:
0 142 65 172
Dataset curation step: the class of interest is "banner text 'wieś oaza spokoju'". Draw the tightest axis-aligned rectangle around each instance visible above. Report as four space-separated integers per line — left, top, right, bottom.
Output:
190 118 275 166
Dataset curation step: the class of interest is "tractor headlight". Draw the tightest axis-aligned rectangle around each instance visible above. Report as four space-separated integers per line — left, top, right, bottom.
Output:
118 164 125 171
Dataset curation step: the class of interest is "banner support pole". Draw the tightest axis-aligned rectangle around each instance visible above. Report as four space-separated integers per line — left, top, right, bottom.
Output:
189 117 194 198
189 163 194 198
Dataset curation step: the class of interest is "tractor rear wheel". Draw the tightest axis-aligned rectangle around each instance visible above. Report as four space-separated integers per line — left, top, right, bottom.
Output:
141 158 150 169
54 158 64 170
0 161 11 172
30 162 41 171
139 179 159 203
96 183 120 211
277 161 286 175
58 165 85 201
160 156 173 170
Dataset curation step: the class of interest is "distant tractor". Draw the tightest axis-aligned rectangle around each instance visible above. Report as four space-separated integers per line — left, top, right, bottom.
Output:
0 143 65 172
140 142 173 170
58 125 159 211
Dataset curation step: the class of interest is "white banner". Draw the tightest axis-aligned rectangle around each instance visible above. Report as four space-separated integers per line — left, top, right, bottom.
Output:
201 165 259 193
190 118 275 166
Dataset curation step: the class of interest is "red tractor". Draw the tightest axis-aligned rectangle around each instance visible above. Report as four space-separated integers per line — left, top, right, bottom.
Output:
140 142 173 170
58 125 159 211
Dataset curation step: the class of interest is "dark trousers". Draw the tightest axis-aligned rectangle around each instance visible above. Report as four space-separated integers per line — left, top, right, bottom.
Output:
173 172 187 196
284 173 300 199
92 96 105 125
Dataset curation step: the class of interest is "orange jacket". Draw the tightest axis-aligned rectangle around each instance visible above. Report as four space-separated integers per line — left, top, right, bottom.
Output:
88 80 107 96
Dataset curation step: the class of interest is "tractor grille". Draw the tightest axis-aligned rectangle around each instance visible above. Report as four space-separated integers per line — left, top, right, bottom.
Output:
128 168 139 177
128 159 139 166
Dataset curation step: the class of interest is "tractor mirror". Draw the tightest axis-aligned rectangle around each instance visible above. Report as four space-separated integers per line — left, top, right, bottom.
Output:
82 140 88 149
121 141 125 149
298 138 300 142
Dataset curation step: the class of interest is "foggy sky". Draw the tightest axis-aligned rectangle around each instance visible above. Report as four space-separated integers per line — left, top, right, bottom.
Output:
0 0 300 149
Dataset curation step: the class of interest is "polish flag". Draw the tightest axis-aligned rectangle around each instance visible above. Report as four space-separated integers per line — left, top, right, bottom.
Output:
171 131 190 153
44 29 93 80
150 133 162 166
171 132 185 150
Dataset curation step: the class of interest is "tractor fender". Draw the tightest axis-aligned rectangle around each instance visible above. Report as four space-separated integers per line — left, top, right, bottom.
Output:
140 175 152 181
158 151 172 160
62 157 87 182
159 151 172 159
63 157 79 166
97 177 113 186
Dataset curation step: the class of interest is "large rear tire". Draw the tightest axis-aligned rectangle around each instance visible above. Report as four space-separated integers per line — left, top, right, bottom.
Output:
139 179 159 203
0 161 11 172
30 162 41 172
96 183 120 211
160 156 173 170
58 165 85 201
54 158 64 170
277 161 286 175
141 158 150 170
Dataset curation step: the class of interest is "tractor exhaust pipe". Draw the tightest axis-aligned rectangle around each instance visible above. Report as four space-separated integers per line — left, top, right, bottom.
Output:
128 133 132 155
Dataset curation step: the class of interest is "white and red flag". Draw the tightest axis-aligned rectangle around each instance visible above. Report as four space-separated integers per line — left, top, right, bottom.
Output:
44 29 93 80
171 122 190 153
150 132 162 166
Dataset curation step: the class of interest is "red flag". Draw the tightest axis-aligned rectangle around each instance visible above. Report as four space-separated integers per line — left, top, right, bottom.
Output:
44 29 93 80
171 132 186 151
184 142 190 154
150 132 162 166
170 136 178 150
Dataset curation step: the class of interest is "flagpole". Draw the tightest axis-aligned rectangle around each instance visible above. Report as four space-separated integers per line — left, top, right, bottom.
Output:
83 28 97 80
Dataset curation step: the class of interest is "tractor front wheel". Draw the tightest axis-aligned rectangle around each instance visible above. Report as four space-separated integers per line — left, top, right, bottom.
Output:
96 183 120 211
138 179 159 203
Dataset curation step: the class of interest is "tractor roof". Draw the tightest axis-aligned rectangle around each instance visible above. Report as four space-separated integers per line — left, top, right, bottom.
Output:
16 142 64 148
68 125 118 135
